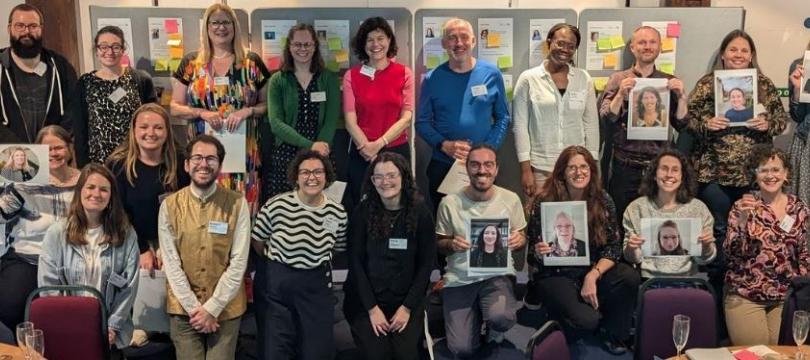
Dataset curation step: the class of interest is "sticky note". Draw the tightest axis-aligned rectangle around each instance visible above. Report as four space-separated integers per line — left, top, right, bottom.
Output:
667 23 681 38
167 33 182 41
597 38 611 51
506 88 513 102
169 46 184 59
609 35 625 49
661 37 675 52
426 55 440 69
659 62 675 75
154 59 169 71
280 36 287 48
327 37 342 51
486 32 501 48
160 90 172 106
167 39 182 47
266 56 282 71
326 60 340 72
593 77 609 92
168 58 182 72
603 53 618 69
164 19 179 33
497 55 513 69
334 49 349 63
121 54 130 67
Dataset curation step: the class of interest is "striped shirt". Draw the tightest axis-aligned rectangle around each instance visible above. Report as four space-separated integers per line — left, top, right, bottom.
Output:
251 191 347 269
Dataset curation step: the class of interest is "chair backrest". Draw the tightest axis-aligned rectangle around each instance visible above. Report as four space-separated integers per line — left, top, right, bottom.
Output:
527 320 570 360
779 287 798 345
25 285 109 360
634 277 718 360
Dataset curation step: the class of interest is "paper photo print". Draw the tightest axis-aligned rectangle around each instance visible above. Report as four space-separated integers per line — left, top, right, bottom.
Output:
628 78 670 140
640 218 702 257
541 201 590 266
801 51 810 103
0 144 48 185
467 217 510 276
714 68 757 126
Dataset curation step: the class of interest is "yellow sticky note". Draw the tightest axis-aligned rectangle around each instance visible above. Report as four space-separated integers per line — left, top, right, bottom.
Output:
169 46 184 59
506 88 513 102
168 58 182 72
497 55 513 69
326 60 340 72
280 36 287 48
593 77 609 92
441 53 449 63
334 49 349 63
597 38 611 51
610 35 625 49
486 32 501 48
662 37 675 52
603 53 618 69
167 39 182 47
167 33 182 41
327 37 342 51
154 59 169 71
426 55 440 69
660 63 675 75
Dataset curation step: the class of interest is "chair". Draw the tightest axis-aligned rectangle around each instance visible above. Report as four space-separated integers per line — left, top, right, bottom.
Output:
634 277 718 360
526 320 570 360
25 285 109 360
778 276 810 345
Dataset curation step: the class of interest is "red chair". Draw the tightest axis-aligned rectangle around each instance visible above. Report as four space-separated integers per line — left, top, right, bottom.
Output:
25 285 110 360
526 320 570 360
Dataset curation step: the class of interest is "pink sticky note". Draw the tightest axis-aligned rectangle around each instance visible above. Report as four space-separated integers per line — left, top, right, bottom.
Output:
164 19 179 33
265 56 282 71
667 23 681 38
121 54 131 67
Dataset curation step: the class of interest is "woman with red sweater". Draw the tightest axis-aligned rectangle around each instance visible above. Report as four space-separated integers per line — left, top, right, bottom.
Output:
343 16 414 209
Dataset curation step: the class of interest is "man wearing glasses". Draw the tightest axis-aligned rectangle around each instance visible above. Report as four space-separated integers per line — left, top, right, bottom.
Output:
159 135 250 359
250 149 348 359
0 4 78 143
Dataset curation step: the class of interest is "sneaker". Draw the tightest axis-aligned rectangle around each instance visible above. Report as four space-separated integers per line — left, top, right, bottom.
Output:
486 329 505 344
522 288 542 311
601 336 628 355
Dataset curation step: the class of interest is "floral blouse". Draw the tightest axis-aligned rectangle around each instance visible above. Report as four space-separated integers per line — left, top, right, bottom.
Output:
724 193 809 302
687 72 788 187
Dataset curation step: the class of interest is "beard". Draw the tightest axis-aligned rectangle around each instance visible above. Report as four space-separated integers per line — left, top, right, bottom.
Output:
11 34 43 59
190 166 219 189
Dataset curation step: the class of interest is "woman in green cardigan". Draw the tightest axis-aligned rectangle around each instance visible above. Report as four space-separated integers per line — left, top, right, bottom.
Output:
265 23 340 198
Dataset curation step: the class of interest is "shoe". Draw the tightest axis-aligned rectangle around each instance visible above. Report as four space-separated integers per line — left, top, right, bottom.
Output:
486 329 505 344
601 337 628 355
522 287 542 310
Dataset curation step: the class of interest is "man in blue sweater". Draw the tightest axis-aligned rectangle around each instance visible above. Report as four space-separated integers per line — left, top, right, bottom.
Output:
416 18 511 212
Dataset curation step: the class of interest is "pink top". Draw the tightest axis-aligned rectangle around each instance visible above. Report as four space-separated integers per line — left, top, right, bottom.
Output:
342 61 414 147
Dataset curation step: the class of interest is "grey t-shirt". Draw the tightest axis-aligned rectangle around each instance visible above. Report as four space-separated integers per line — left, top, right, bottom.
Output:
13 64 48 141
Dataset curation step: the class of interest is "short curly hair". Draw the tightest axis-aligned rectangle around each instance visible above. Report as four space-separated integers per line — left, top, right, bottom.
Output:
286 150 336 189
747 145 791 189
351 16 398 62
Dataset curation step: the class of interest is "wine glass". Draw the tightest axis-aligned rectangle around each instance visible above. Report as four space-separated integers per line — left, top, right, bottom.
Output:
672 314 691 359
25 329 44 359
794 310 810 360
16 321 34 360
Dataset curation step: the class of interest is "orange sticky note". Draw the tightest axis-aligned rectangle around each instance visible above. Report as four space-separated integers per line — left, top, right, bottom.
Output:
662 37 675 52
603 53 618 69
169 46 184 59
486 32 501 48
334 49 349 63
167 33 182 41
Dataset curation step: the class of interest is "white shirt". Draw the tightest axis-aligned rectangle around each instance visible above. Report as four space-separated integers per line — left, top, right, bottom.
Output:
158 184 250 318
512 61 599 171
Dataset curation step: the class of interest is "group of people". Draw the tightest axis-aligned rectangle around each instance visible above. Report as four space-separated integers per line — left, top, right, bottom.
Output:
0 2 809 359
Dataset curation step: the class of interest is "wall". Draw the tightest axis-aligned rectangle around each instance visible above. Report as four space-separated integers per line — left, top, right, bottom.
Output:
0 1 15 48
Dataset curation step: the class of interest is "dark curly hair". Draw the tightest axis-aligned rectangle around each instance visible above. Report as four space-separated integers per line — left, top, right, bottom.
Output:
747 145 791 189
286 150 336 189
639 148 697 204
360 152 421 240
351 16 398 62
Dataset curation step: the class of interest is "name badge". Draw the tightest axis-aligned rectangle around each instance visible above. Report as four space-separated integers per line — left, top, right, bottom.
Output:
108 87 127 103
108 272 127 288
214 76 230 86
310 91 327 102
323 215 339 233
568 90 586 110
208 221 228 235
33 62 47 76
360 65 376 79
471 84 488 97
780 215 795 232
389 238 407 250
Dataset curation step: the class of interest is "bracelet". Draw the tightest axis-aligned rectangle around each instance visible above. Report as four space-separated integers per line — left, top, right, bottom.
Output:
592 267 602 279
382 136 389 146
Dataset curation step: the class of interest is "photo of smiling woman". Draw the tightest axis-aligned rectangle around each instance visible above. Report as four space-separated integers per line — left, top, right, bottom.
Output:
468 221 508 270
634 86 665 127
723 87 754 123
0 147 35 182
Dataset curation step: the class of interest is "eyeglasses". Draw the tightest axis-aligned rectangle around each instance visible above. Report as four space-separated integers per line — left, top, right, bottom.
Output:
551 40 577 51
291 42 315 50
11 23 40 32
756 166 784 175
468 161 496 171
371 172 400 183
566 164 590 173
298 168 326 179
96 44 124 54
189 155 219 165
208 20 233 28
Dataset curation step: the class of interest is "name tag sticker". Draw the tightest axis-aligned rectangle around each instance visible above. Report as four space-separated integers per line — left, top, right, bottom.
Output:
389 238 407 250
323 215 339 232
214 76 230 86
780 215 795 232
33 62 47 76
310 91 327 102
360 65 376 79
108 272 127 288
208 221 228 235
108 87 127 103
471 85 488 97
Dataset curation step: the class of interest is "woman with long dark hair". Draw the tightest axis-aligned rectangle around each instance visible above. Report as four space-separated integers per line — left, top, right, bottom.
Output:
470 224 506 268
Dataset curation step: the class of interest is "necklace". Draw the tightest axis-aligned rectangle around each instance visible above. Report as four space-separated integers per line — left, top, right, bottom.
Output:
213 52 233 59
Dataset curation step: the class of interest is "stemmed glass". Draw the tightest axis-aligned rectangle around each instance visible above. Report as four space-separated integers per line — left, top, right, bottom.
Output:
25 329 44 359
15 322 34 359
794 310 809 360
672 314 691 359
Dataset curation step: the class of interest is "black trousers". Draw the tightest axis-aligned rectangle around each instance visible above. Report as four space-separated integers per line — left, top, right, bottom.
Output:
534 262 640 340
608 160 646 220
347 307 424 360
0 250 37 331
347 142 410 212
263 260 335 360
253 251 267 360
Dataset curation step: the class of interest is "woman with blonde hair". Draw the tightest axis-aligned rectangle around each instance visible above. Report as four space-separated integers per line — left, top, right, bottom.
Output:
1 147 34 182
107 103 189 274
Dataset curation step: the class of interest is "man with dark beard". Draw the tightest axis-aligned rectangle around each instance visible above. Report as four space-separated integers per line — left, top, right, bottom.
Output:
0 4 78 143
158 135 250 358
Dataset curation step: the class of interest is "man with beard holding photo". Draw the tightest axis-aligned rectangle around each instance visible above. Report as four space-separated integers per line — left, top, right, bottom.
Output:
0 4 78 143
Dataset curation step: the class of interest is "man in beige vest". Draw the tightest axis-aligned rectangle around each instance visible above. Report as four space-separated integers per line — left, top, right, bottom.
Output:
158 134 249 359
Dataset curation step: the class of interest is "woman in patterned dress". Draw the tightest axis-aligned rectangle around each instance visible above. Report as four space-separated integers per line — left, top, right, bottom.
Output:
75 25 157 166
169 3 270 215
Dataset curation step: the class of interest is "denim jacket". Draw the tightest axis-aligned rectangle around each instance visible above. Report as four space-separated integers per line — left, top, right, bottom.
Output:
38 220 139 348
789 58 810 139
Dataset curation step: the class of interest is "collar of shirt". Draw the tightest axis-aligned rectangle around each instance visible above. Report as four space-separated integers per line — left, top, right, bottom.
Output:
631 65 658 78
190 183 217 202
539 60 575 78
